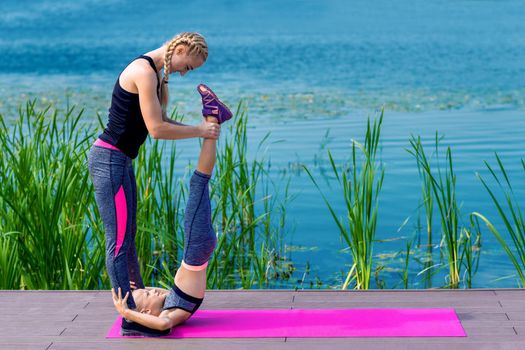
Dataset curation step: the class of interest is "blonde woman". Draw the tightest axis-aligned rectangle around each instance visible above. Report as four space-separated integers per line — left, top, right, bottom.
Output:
87 32 232 336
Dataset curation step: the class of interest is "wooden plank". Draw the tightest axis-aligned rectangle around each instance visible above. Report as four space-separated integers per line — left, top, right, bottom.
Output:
1 310 79 321
291 300 502 308
0 344 52 350
84 299 294 309
0 325 65 336
3 289 525 350
294 289 497 296
285 334 525 343
493 289 525 296
0 321 80 327
455 320 525 327
87 291 294 308
515 326 525 334
463 326 516 335
0 336 56 344
507 312 525 321
283 342 525 350
281 340 523 350
500 300 525 308
456 311 509 321
494 293 525 300
49 339 286 350
293 291 499 302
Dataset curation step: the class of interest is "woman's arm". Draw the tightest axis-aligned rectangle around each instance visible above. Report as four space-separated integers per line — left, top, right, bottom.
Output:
164 118 188 127
136 69 203 140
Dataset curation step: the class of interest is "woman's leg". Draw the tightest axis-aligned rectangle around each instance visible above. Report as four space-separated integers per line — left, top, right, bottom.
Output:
88 147 138 309
127 161 145 289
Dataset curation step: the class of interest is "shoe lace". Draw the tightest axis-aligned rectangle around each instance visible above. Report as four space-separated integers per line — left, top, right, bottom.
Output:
202 91 217 108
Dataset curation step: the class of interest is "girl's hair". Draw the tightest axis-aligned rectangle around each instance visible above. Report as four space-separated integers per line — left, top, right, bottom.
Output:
159 32 208 119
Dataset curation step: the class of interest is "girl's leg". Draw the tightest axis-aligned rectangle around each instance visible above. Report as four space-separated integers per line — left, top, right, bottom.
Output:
196 116 218 175
176 116 219 297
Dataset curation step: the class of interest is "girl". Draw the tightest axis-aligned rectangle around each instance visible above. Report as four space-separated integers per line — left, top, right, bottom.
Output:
87 31 232 336
111 107 225 333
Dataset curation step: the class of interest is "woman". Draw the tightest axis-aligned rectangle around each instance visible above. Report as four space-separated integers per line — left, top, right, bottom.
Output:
87 32 232 336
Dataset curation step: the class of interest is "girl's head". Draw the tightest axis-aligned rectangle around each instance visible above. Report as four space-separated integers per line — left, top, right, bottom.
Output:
132 288 166 316
159 32 208 118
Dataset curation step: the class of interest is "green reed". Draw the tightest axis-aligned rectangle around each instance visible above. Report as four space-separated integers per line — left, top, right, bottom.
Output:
0 99 293 290
205 102 295 289
0 100 103 289
0 231 21 289
401 236 414 289
303 110 385 289
473 154 525 287
407 133 481 288
413 136 436 288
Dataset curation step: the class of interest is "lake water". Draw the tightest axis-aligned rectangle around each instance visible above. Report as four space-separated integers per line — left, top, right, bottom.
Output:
1 0 524 288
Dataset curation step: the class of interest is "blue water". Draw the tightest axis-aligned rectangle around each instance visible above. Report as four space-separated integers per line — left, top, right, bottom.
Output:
1 0 525 288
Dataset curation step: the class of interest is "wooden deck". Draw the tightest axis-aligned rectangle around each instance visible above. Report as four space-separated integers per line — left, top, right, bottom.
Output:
1 288 524 350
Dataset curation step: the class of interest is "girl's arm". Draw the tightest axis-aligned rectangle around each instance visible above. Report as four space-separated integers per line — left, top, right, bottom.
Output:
112 288 175 331
122 308 173 331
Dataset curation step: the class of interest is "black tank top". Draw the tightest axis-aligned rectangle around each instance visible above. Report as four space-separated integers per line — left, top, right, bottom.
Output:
98 55 160 159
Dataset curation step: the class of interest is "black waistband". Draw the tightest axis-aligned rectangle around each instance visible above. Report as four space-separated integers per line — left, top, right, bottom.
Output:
173 283 204 303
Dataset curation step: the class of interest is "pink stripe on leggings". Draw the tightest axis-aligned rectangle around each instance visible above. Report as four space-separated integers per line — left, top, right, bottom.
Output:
94 138 122 152
114 185 127 257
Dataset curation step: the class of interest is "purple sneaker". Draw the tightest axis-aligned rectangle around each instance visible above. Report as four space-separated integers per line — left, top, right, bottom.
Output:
197 84 233 124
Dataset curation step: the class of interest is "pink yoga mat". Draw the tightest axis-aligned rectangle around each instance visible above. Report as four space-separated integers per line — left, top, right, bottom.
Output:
107 308 466 338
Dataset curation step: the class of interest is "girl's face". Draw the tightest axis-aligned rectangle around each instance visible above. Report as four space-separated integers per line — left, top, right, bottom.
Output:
170 45 205 76
132 289 166 316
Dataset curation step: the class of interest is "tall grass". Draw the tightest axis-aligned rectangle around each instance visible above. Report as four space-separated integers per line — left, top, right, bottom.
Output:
206 103 296 289
303 110 385 289
0 100 103 289
407 133 481 288
473 154 525 287
135 104 297 290
0 99 294 290
0 232 21 289
413 135 436 288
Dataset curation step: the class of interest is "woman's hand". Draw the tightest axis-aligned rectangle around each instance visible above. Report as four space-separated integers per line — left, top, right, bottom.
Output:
198 120 220 139
111 287 129 316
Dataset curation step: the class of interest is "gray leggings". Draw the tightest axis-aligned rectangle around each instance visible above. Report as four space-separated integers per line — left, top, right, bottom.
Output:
88 140 217 309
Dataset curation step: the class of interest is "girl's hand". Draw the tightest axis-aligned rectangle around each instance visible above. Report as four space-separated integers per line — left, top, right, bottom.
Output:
130 281 137 290
111 287 129 316
198 120 220 139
